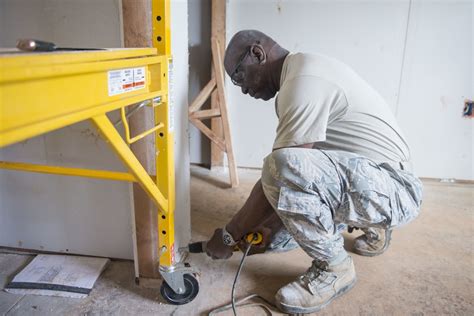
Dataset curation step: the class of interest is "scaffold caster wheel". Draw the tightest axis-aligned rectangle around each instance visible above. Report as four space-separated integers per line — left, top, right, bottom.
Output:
160 274 199 305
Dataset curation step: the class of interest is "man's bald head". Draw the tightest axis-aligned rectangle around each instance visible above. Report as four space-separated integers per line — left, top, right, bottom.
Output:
224 30 288 101
224 30 277 72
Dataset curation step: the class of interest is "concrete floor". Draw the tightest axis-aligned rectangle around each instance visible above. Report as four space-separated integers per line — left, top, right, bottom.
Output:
1 166 473 315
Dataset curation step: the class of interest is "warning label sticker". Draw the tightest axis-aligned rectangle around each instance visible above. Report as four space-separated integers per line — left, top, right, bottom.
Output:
108 67 146 96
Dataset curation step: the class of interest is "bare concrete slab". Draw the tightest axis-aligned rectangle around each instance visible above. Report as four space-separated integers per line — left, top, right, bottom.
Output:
1 166 473 315
0 292 22 315
0 254 31 314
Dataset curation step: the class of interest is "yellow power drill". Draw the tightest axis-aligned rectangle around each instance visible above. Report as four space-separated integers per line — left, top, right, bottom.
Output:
186 232 263 254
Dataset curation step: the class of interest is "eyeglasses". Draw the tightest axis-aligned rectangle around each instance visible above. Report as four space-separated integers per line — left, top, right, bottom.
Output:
230 48 250 86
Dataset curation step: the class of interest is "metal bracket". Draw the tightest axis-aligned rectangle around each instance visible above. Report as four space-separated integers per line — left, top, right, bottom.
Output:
159 263 197 294
113 100 149 127
115 97 164 145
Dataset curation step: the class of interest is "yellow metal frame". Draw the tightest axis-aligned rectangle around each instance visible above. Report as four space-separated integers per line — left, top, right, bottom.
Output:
0 0 175 268
153 0 175 267
0 161 136 182
120 106 165 144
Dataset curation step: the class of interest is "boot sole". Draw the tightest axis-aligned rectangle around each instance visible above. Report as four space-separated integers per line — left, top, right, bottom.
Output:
276 277 357 314
353 230 392 257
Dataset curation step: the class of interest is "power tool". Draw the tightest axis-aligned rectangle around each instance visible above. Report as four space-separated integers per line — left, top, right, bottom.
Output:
16 39 103 52
187 232 263 254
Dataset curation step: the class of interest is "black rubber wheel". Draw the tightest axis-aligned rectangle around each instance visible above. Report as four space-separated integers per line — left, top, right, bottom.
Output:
160 274 199 305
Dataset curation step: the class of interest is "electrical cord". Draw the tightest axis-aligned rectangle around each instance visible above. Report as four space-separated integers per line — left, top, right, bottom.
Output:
208 234 278 316
232 240 253 315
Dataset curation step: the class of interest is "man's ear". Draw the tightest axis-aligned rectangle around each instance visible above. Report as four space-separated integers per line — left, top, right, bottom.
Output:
250 44 267 65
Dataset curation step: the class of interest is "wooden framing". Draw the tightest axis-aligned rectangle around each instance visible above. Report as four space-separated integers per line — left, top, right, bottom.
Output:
121 0 160 279
210 0 226 167
188 37 239 188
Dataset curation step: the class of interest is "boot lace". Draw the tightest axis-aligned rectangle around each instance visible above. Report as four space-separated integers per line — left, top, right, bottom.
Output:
300 259 332 295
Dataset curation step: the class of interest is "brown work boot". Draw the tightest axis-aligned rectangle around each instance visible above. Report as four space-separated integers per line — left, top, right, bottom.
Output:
353 227 392 257
275 256 356 314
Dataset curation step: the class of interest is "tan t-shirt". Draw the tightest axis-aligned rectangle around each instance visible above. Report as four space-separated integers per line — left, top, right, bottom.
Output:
274 53 410 164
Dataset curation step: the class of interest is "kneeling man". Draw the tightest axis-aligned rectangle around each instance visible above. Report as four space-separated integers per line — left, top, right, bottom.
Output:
205 30 423 314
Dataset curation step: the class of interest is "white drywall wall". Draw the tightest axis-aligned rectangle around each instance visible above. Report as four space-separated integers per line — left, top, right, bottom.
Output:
171 0 191 255
396 0 473 180
225 0 410 166
0 0 191 258
188 0 212 165
188 0 472 180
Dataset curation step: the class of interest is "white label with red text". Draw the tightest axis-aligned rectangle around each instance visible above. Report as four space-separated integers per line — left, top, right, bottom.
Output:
108 67 146 96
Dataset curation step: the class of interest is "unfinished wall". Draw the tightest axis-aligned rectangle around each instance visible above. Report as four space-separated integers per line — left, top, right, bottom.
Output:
171 0 191 256
0 0 132 259
396 0 473 180
191 0 472 180
0 0 191 259
188 0 212 165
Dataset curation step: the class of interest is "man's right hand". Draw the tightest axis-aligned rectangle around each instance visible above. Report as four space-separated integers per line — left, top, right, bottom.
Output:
205 228 235 260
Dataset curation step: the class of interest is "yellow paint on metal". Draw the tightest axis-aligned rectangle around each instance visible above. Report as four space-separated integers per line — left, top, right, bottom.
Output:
0 47 172 214
92 114 169 214
0 48 157 69
0 92 162 148
120 106 165 144
152 0 171 56
0 161 136 182
0 49 168 147
153 0 174 267
0 0 176 270
1 55 163 83
155 62 175 267
129 122 164 144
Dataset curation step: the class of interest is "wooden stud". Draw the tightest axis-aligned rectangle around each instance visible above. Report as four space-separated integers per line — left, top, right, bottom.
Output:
189 108 221 120
188 77 216 113
189 117 227 152
211 38 239 187
188 0 239 187
121 0 160 279
210 0 225 167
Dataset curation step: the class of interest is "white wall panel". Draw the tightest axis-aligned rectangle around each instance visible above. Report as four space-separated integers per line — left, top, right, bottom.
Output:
221 0 473 180
397 1 473 180
188 0 212 165
226 0 410 168
171 0 191 253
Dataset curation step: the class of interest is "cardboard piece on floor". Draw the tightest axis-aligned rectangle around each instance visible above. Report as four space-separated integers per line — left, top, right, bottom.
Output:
4 254 109 298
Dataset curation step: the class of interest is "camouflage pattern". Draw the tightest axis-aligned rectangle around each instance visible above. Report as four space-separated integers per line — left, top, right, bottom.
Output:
261 148 423 261
267 227 299 252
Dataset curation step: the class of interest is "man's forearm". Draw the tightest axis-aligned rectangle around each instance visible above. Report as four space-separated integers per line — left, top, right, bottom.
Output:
226 179 276 240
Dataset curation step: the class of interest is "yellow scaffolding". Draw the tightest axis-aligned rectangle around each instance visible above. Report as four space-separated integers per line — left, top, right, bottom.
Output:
0 1 177 272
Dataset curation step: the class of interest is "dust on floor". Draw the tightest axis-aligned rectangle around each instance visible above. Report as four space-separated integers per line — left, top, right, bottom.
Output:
1 166 473 315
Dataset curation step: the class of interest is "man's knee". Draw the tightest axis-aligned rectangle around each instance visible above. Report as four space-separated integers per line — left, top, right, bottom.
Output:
262 147 331 191
261 149 294 208
262 148 306 188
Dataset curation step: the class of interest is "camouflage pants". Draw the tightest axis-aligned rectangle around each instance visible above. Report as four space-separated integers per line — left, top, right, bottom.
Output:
262 148 423 261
